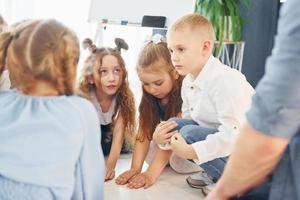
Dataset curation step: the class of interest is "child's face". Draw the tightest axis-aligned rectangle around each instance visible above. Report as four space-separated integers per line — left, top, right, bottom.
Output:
92 55 123 96
167 28 209 78
138 68 174 103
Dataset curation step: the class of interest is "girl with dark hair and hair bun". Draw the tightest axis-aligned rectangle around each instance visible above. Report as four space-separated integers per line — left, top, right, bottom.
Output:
78 38 136 181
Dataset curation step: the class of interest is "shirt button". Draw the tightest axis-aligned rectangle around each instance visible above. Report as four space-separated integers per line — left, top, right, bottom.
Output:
190 107 194 111
190 86 194 90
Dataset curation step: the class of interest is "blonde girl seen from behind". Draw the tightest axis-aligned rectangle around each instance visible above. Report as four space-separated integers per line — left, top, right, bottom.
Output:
0 19 104 199
78 38 136 181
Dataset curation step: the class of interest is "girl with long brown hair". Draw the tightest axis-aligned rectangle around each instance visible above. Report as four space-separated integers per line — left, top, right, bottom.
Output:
78 38 136 181
116 35 198 189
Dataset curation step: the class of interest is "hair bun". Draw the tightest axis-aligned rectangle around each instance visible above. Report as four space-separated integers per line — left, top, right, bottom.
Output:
82 38 97 53
115 38 128 52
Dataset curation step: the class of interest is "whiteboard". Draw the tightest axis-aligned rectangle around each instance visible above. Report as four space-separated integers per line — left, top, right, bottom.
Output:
88 0 195 27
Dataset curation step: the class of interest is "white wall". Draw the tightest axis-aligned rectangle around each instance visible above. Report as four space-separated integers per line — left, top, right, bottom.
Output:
88 0 195 27
0 0 96 73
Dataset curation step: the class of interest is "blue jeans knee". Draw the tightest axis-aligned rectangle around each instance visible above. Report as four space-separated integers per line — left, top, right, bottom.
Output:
167 117 198 132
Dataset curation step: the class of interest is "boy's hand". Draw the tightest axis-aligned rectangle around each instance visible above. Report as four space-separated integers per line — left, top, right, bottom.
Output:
115 169 140 185
170 133 197 159
153 121 178 145
127 171 156 189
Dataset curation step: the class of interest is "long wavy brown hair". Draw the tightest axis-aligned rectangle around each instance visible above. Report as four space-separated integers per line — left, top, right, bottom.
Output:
78 38 136 138
136 40 183 142
0 19 79 95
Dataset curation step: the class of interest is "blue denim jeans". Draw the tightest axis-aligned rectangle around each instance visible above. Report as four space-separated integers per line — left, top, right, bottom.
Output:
169 118 271 199
168 117 228 181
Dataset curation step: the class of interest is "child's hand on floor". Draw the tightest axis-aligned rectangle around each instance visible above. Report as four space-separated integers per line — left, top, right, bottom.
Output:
170 133 197 160
153 121 178 145
105 166 115 181
127 171 155 189
115 169 139 185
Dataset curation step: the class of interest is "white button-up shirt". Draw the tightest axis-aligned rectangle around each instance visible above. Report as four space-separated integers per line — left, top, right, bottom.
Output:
182 56 255 165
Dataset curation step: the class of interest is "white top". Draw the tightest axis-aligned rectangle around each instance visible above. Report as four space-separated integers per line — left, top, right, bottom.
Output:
90 93 116 125
182 56 255 165
0 70 11 91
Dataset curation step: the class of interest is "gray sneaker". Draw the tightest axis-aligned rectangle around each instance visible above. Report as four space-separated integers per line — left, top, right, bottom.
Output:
186 171 214 189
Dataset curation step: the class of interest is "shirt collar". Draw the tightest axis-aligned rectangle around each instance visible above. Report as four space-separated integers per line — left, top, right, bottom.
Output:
185 55 216 89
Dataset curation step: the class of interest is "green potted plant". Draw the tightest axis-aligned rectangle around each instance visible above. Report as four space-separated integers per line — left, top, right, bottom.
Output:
194 0 250 71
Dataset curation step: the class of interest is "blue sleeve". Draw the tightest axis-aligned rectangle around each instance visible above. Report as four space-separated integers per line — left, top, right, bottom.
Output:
246 0 300 139
71 98 105 200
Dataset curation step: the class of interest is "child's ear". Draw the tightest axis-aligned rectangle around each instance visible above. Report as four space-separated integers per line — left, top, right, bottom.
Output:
203 40 213 53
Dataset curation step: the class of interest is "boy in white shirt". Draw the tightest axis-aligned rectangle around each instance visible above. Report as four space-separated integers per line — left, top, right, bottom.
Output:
162 13 254 192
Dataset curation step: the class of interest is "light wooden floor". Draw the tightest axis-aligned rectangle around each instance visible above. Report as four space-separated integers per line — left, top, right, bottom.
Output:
104 154 205 200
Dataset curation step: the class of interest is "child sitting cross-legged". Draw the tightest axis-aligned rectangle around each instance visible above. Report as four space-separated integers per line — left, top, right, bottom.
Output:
163 14 255 195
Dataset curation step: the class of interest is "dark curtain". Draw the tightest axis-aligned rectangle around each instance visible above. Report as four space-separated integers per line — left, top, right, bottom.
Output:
240 0 280 87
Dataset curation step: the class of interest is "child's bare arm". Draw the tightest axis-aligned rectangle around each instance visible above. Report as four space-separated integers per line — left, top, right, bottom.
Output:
105 114 125 181
130 137 151 171
115 129 150 185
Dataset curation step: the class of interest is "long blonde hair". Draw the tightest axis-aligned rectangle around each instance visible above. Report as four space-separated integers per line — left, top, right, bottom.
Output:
78 38 136 137
0 19 79 95
136 39 183 142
